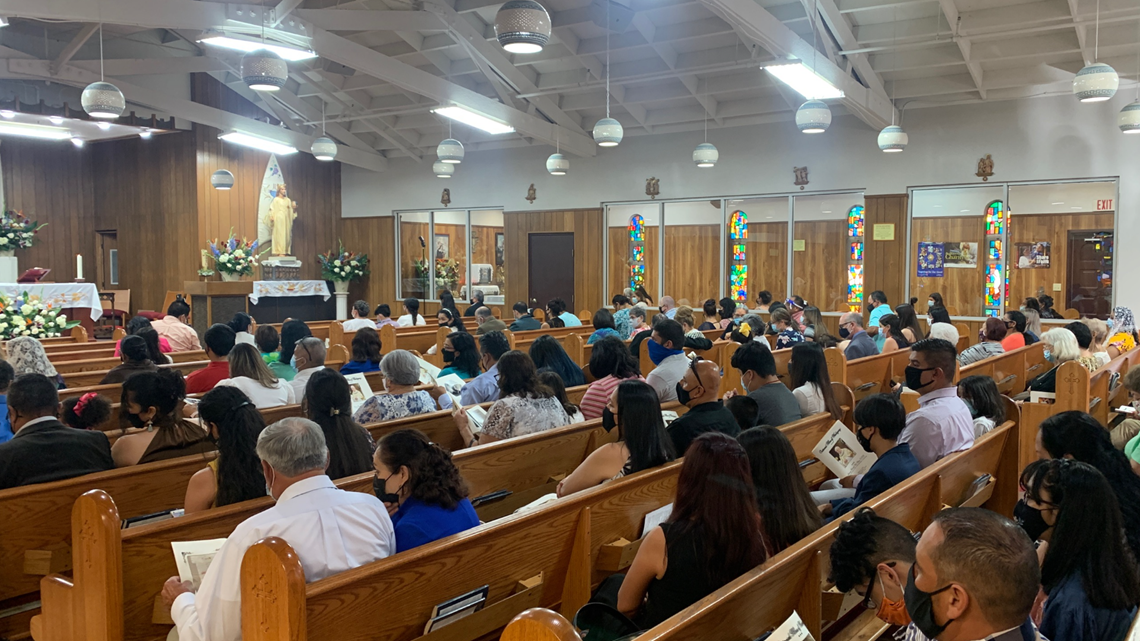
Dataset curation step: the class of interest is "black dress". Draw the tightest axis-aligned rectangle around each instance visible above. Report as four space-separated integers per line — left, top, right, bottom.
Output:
641 522 714 628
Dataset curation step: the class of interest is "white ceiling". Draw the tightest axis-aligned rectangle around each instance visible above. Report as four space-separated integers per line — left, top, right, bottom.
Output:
0 0 1137 171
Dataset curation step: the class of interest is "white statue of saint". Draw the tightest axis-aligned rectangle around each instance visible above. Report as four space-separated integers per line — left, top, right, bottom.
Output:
268 183 298 256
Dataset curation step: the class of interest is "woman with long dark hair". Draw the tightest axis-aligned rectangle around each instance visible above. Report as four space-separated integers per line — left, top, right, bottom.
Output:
439 331 481 380
698 299 718 331
957 374 1005 437
112 370 213 466
801 305 836 347
788 343 843 420
617 432 768 627
340 326 383 375
876 313 909 354
438 290 461 318
217 343 296 408
926 292 944 311
529 334 586 387
373 429 479 552
894 302 924 344
454 351 569 446
717 297 737 330
581 336 643 420
737 426 820 552
305 368 376 479
538 370 584 423
1020 459 1140 640
1038 411 1140 561
588 308 622 345
184 386 265 513
558 380 675 496
137 327 171 364
100 334 159 384
436 308 467 334
398 297 427 327
278 319 312 368
114 315 172 358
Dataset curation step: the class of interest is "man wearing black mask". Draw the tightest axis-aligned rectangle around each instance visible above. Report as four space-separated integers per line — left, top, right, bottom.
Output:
906 508 1045 641
898 339 974 468
0 374 113 489
664 358 738 454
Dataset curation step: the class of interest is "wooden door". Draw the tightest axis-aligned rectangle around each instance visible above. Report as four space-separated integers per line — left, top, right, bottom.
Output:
528 233 575 311
1066 230 1113 318
96 231 118 289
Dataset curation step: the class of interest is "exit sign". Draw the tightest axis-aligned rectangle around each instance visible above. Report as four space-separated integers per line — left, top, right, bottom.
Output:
1097 199 1114 211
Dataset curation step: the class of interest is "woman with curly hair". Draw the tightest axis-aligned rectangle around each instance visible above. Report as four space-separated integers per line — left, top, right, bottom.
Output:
373 428 479 552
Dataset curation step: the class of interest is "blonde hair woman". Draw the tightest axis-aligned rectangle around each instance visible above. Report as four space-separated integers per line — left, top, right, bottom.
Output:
1082 318 1111 367
1027 328 1081 395
215 343 296 408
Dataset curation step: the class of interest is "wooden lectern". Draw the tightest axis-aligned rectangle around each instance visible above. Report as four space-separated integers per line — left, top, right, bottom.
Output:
184 281 253 337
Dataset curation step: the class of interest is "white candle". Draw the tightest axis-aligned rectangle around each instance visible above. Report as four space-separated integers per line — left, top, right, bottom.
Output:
76 254 83 280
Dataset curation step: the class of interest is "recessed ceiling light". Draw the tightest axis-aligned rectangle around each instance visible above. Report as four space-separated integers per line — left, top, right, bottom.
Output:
1051 201 1064 205
960 209 970 213
0 110 14 119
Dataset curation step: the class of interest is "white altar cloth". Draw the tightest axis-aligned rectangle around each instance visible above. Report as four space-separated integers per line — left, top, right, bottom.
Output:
249 280 332 305
0 283 101 321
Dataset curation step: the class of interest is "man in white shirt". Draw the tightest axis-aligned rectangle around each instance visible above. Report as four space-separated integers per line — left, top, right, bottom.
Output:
288 337 326 401
342 300 376 332
659 295 677 319
162 418 394 641
899 338 975 468
645 319 690 403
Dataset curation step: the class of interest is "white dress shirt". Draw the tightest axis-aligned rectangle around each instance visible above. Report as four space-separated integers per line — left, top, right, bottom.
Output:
234 332 256 347
288 366 325 402
171 475 395 641
396 314 427 328
645 353 690 403
214 376 297 409
898 386 975 468
342 318 376 332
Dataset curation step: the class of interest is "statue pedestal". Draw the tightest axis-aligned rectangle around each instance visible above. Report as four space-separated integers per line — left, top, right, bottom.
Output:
335 291 349 320
0 256 18 283
261 256 302 281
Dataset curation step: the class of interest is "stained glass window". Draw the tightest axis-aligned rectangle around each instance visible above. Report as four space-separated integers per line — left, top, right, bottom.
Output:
628 214 645 242
629 214 646 290
985 201 1004 235
984 200 1005 314
987 239 1001 262
848 265 864 305
848 205 865 237
986 264 1003 308
850 242 863 261
729 210 748 302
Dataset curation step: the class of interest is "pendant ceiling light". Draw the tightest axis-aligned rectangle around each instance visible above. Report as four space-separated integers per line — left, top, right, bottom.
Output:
242 10 288 92
494 0 551 54
546 134 568 175
1074 0 1118 102
1120 25 1140 134
692 104 717 167
795 1 831 134
877 8 907 153
433 161 454 178
311 101 338 161
437 114 465 163
211 169 235 190
592 0 623 147
82 24 125 119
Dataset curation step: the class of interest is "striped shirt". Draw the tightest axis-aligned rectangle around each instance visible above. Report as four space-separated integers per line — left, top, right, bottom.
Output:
580 374 644 420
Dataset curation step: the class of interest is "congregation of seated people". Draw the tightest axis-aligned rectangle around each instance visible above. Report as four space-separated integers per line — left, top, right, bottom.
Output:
5 286 1140 641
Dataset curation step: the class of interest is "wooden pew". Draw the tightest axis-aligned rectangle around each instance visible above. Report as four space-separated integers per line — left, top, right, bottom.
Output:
501 418 1020 641
841 351 894 403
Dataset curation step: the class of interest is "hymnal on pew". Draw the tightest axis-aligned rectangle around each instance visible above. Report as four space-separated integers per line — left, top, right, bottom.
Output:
171 539 227 589
811 422 876 479
768 610 815 641
416 357 441 386
423 584 489 633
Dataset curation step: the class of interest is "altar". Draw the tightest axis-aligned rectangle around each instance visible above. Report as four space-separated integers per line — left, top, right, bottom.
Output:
0 282 101 336
248 280 334 324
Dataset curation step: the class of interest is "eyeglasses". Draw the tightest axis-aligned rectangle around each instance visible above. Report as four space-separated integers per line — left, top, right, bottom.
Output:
688 354 704 388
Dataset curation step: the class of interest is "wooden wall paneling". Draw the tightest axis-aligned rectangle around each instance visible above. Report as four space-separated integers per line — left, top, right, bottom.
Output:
742 221 788 304
1007 212 1113 308
663 224 719 306
504 209 603 312
864 195 908 311
911 216 986 316
341 216 395 310
575 208 603 313
792 220 848 312
1 138 96 286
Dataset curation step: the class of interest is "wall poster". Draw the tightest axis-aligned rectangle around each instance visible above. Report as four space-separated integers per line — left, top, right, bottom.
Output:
917 242 944 278
1015 242 1051 269
943 242 979 268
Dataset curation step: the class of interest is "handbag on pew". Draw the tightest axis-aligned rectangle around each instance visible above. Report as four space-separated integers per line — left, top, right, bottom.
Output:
573 600 641 641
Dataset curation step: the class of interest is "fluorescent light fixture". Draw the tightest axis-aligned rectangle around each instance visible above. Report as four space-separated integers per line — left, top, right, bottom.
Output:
218 131 298 155
48 116 64 124
71 137 84 147
764 62 844 100
199 35 317 62
139 130 152 139
0 121 73 140
431 106 515 135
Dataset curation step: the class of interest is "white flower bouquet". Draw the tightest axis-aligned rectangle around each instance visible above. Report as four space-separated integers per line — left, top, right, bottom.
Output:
0 291 79 339
208 229 267 277
318 242 370 282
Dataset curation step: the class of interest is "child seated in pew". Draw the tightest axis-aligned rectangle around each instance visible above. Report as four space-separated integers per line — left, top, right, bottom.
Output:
725 395 759 431
61 392 113 430
372 429 479 552
184 387 266 513
957 375 1005 438
538 371 585 424
813 394 920 522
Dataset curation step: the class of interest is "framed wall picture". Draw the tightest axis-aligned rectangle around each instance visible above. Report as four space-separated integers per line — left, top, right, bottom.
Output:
434 234 450 260
495 232 505 266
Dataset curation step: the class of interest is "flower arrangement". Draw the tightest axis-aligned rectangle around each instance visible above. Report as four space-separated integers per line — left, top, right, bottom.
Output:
208 229 266 277
0 291 79 339
318 242 370 282
0 211 47 251
435 258 462 292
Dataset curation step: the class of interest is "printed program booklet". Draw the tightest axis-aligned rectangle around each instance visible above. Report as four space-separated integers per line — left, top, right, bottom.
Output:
343 373 374 413
811 421 877 479
171 538 227 589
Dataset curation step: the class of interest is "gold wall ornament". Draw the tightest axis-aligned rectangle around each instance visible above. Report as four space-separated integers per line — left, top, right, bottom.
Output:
645 177 660 199
441 188 451 207
526 183 537 204
793 166 809 190
976 154 994 181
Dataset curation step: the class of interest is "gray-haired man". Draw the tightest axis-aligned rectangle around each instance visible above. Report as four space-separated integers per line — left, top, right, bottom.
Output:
288 336 327 401
162 418 394 641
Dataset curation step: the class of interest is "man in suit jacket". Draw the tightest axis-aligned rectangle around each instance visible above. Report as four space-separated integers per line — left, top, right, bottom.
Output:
0 374 114 490
840 311 879 361
508 301 541 332
474 307 508 336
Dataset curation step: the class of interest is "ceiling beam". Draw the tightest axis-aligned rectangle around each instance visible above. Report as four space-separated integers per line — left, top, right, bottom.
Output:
293 9 448 32
299 69 425 160
272 0 307 27
1065 0 1092 66
814 0 888 99
937 0 984 99
697 0 896 129
4 58 389 172
72 56 230 76
630 13 721 125
52 23 99 75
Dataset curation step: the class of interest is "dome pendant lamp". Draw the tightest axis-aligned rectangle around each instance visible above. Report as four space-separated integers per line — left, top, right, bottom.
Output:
795 1 830 134
433 161 454 178
494 0 551 54
437 116 464 163
82 24 125 119
311 101 338 161
546 134 568 175
1074 0 1118 102
242 10 289 92
592 0 623 147
692 107 717 167
1120 26 1140 134
211 169 235 190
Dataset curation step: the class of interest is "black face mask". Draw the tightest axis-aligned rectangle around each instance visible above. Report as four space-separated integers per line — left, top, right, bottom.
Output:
905 366 936 392
125 412 148 429
373 475 401 505
442 349 455 364
905 566 955 639
839 326 850 339
856 427 873 453
675 382 692 405
1014 499 1051 541
601 407 617 431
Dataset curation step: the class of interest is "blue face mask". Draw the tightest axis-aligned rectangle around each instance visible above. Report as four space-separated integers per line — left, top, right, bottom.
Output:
1043 349 1053 363
289 355 298 371
647 338 683 365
